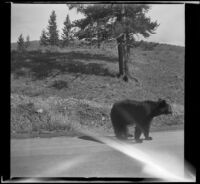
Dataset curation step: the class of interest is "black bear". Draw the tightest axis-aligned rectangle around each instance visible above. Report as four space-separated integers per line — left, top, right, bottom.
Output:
110 98 172 143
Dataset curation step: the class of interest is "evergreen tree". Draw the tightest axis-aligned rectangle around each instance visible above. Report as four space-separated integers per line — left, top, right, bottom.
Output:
40 29 49 46
17 34 25 52
47 10 60 46
69 4 159 81
61 14 72 47
25 35 30 49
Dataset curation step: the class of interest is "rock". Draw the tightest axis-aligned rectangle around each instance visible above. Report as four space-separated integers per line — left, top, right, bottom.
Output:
36 108 43 113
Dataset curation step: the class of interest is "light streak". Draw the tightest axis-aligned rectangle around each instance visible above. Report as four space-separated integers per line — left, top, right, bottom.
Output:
78 130 195 182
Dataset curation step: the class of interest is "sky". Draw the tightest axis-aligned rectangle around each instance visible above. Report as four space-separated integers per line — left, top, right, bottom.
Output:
11 3 185 46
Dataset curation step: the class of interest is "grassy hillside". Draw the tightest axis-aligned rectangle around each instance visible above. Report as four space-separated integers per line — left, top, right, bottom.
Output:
11 40 184 138
11 40 40 51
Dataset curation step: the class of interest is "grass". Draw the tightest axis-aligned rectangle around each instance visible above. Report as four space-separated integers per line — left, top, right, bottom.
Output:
11 94 112 138
11 41 184 138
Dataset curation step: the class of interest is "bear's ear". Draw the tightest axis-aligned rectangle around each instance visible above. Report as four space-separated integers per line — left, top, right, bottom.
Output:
158 98 163 102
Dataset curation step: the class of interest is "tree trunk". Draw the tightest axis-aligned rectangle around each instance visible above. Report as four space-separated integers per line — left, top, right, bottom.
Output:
115 4 130 82
121 4 129 82
116 34 125 77
123 32 130 82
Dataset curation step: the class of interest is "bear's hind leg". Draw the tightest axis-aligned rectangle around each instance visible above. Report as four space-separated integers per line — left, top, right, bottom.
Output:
114 124 128 140
120 125 129 140
135 126 143 143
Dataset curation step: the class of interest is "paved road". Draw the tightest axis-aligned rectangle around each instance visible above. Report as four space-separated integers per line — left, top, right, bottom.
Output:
11 130 184 179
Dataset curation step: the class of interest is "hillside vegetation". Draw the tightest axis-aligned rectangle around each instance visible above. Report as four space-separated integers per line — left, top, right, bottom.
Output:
11 40 184 138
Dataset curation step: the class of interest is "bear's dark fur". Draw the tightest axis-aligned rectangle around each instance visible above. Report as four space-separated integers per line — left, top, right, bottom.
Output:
110 98 172 143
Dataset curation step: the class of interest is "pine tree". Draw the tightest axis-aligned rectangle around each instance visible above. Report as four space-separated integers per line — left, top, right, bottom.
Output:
40 29 49 46
69 4 159 82
17 34 25 52
47 10 59 46
61 14 72 47
25 35 30 49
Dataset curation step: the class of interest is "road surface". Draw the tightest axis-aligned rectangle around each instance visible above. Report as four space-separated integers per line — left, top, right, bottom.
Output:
11 130 184 179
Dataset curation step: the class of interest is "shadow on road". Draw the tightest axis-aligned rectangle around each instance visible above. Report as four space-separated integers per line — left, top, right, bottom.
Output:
78 135 142 145
78 135 104 144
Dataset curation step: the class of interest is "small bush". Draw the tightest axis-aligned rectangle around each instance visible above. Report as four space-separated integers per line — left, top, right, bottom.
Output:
50 80 68 90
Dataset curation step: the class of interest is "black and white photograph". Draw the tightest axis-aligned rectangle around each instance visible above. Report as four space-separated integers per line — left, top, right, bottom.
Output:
8 2 197 182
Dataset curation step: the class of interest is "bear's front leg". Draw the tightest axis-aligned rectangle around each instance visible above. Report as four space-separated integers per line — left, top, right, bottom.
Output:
143 124 153 141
